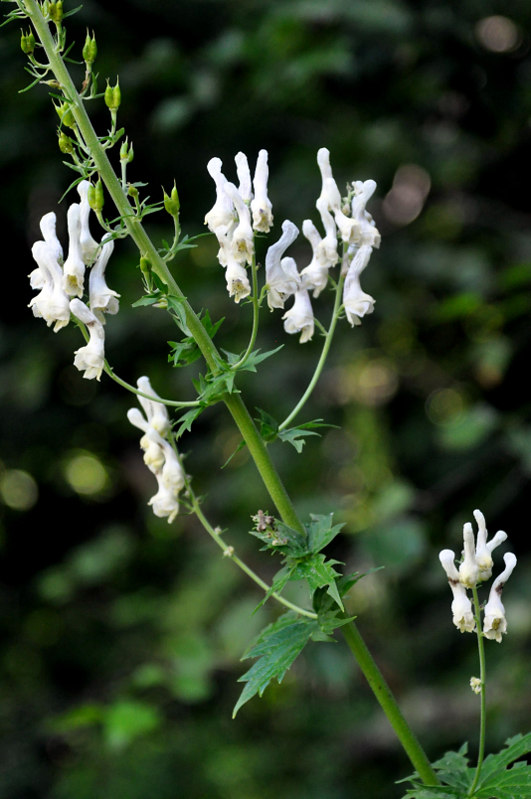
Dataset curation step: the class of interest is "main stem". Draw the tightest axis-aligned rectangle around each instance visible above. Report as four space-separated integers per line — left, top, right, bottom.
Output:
341 623 438 785
23 1 438 784
468 586 487 797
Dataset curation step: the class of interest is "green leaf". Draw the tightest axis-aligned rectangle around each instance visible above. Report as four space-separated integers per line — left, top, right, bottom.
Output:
306 513 344 554
233 611 318 717
475 733 531 798
277 419 337 453
254 407 279 442
290 553 344 610
169 310 224 368
224 345 284 373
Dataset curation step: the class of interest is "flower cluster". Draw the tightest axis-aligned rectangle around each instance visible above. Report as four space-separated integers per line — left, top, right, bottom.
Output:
204 147 380 343
28 180 119 380
439 509 517 642
127 376 185 523
204 150 273 304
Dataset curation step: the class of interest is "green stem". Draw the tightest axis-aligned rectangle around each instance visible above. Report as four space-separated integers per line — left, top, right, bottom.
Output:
341 622 439 786
468 586 487 797
279 274 344 432
188 488 317 620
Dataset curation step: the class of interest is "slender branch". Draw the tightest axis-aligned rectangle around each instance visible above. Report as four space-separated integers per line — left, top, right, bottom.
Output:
279 274 344 432
186 485 317 620
229 254 261 371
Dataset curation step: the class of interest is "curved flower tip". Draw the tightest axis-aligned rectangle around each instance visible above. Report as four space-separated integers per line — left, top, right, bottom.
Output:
483 552 517 643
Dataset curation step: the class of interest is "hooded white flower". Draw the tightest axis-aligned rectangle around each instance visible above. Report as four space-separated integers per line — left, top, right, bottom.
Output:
77 180 100 264
62 203 86 298
342 245 375 326
251 149 273 233
39 211 64 264
204 157 236 235
235 151 252 202
225 259 251 303
224 182 254 266
136 375 171 437
265 219 300 309
483 552 517 643
299 219 331 298
282 287 314 343
127 379 185 523
29 240 71 332
70 298 106 380
88 237 119 320
316 148 358 245
472 508 507 582
439 549 476 633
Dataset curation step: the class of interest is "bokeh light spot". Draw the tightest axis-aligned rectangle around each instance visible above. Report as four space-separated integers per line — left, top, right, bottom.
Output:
475 16 521 53
0 469 38 511
63 451 109 496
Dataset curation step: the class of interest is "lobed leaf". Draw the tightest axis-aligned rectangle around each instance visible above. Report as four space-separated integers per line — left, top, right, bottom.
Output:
233 611 318 717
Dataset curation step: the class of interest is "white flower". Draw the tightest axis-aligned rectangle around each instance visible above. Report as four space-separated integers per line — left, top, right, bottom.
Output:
299 219 331 298
204 157 235 234
224 182 254 266
458 522 479 588
77 180 100 264
88 237 119 320
439 549 476 633
39 211 64 264
235 151 252 202
316 148 358 245
472 508 507 582
483 552 517 643
225 259 251 303
315 197 339 269
29 240 71 332
127 381 185 524
251 149 273 233
265 219 300 309
136 375 171 437
62 203 86 298
342 245 375 326
282 288 314 343
70 298 106 380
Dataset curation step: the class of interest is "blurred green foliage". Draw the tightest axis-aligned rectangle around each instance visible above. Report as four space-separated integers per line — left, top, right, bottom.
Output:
1 0 531 797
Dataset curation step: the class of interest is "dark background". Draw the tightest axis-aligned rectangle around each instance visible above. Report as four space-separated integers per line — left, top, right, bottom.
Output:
1 1 531 797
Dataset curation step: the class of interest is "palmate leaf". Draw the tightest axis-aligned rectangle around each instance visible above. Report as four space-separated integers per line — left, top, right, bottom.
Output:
475 732 531 799
233 611 318 717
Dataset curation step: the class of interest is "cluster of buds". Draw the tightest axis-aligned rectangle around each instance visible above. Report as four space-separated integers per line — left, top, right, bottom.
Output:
127 377 185 523
28 180 119 381
204 147 380 342
439 509 517 642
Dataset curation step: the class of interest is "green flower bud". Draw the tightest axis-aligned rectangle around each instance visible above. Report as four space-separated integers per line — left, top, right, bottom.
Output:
127 184 139 200
104 79 121 112
120 139 134 163
20 30 36 55
139 256 151 283
54 101 76 129
163 184 180 217
87 179 104 213
82 31 97 65
58 130 74 154
48 1 63 24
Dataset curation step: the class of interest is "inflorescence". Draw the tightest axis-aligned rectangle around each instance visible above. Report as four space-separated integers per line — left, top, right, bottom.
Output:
439 509 517 642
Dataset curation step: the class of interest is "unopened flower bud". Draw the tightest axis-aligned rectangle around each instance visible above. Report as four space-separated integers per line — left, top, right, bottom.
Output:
120 139 134 163
87 179 104 213
82 31 97 65
20 30 36 55
163 184 180 217
58 130 74 154
47 1 63 24
54 101 76 129
104 79 121 112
